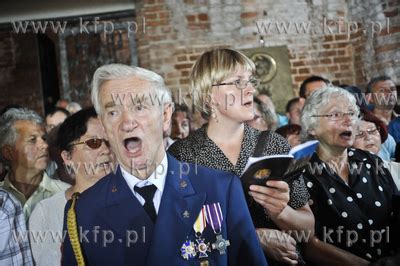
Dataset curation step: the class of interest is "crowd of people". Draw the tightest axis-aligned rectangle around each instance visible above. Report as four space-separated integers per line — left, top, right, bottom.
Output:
0 48 399 266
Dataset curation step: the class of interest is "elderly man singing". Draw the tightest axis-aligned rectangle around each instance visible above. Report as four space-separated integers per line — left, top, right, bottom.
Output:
61 64 267 266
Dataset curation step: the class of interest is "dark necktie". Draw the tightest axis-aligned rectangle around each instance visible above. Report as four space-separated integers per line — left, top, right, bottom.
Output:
134 184 157 223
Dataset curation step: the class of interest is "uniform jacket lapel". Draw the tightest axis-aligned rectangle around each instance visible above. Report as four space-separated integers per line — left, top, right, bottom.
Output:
96 167 153 239
146 155 206 265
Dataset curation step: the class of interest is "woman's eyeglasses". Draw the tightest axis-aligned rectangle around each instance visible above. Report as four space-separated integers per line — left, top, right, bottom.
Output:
311 111 358 121
70 138 109 149
355 127 380 139
212 78 260 90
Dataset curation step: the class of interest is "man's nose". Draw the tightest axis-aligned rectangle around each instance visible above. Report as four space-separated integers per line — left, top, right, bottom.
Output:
121 110 138 132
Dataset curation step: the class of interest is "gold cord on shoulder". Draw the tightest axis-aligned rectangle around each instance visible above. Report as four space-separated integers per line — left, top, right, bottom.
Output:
67 192 86 266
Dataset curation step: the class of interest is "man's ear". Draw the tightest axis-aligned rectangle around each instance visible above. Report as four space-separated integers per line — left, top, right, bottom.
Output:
286 112 290 119
162 103 173 133
1 145 13 161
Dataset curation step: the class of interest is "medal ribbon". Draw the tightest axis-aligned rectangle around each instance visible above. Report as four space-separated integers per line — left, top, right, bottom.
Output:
204 203 223 233
193 207 207 235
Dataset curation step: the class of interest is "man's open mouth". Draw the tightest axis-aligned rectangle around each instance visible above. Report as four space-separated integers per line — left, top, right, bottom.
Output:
124 137 142 154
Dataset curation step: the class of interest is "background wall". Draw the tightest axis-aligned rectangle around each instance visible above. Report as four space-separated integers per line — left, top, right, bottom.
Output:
0 0 398 115
135 0 399 92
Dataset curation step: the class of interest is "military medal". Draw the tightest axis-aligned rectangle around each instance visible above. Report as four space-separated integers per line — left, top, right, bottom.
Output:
211 234 230 255
194 207 211 258
204 202 230 255
180 239 197 260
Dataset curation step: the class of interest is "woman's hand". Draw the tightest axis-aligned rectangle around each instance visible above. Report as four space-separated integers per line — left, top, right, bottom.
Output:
249 180 290 218
256 228 298 265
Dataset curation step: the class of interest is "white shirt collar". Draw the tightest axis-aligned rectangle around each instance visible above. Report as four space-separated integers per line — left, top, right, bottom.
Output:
120 153 168 194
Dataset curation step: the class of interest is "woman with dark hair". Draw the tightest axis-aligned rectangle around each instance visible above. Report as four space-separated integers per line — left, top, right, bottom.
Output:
276 124 302 147
170 104 192 140
29 107 114 265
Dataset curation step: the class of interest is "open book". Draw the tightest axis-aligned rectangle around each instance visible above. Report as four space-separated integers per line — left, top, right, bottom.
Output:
242 140 319 187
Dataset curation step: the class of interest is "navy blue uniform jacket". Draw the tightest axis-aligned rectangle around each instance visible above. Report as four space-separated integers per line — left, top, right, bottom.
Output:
62 154 268 266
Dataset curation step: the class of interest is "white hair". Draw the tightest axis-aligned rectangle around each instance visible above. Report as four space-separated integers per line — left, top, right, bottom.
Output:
300 85 359 141
91 64 173 114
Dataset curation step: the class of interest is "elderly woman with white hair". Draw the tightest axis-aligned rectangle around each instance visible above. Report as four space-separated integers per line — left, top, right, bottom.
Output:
300 86 399 264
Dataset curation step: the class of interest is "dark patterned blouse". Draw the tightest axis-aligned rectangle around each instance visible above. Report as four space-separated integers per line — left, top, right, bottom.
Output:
168 123 310 228
303 148 400 262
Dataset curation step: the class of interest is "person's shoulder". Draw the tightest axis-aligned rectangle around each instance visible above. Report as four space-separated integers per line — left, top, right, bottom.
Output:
386 134 396 145
64 171 116 216
390 116 400 123
168 128 204 159
194 163 236 181
186 163 240 196
37 190 66 207
78 171 116 201
352 147 381 162
31 191 66 221
168 154 237 185
0 188 20 211
45 175 71 191
168 137 191 155
260 129 291 154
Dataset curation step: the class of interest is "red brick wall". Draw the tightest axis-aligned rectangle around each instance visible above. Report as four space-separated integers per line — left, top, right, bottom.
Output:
350 0 400 87
134 0 344 96
0 0 398 112
134 0 399 98
289 34 355 89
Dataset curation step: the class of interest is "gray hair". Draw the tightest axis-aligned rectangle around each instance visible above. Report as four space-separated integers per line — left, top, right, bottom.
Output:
300 85 359 141
255 98 278 130
0 108 43 163
66 102 82 114
91 64 173 114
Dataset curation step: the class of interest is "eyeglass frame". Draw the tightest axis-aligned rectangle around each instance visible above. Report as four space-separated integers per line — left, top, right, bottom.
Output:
355 127 380 139
310 110 359 121
211 78 260 90
69 138 109 150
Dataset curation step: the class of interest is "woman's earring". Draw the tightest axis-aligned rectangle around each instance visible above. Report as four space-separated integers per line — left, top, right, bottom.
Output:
211 105 219 123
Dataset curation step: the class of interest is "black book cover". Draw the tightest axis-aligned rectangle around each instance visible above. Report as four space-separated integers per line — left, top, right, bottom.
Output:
241 140 319 190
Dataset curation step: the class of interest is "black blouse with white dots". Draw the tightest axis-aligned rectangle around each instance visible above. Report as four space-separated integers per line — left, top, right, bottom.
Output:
303 148 400 261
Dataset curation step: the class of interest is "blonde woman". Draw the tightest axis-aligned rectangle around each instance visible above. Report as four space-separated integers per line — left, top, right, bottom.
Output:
169 48 314 265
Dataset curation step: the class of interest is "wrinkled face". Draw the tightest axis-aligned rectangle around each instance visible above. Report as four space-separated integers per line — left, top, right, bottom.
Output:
99 76 172 178
305 81 327 98
257 94 275 113
370 80 397 110
210 68 256 123
287 133 301 147
45 111 68 133
310 99 357 151
247 106 269 131
65 118 114 182
352 120 381 154
171 111 190 139
287 99 304 125
9 120 49 173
